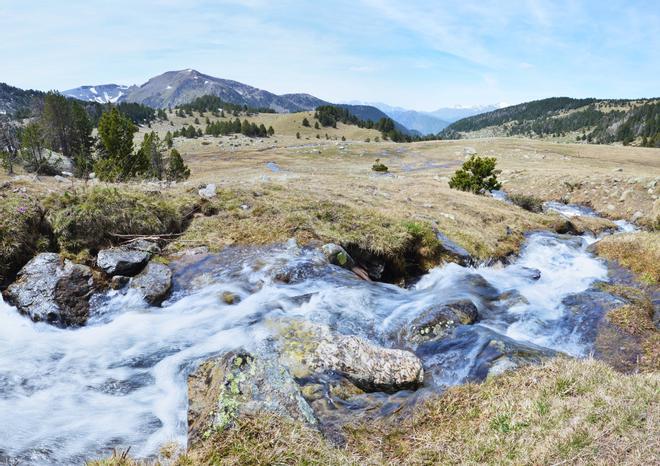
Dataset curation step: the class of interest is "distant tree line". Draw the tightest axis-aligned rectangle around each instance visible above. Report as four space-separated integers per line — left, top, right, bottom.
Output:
176 95 276 116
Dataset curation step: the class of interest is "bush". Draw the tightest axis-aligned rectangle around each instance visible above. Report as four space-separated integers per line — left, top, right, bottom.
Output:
508 193 543 212
166 149 190 181
372 158 388 172
449 155 501 194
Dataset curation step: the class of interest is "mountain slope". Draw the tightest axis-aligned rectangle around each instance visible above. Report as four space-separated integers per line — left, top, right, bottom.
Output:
63 84 134 104
384 109 449 134
440 97 660 146
0 83 44 117
336 104 416 135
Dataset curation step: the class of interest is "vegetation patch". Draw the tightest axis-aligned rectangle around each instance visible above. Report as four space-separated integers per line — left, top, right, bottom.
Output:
508 193 543 213
45 187 198 254
594 232 660 284
0 190 51 287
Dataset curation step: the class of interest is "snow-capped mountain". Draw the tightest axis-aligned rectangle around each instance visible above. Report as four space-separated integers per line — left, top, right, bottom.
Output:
62 84 134 104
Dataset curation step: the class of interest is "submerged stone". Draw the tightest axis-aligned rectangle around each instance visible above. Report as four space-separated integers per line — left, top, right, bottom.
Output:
129 262 172 305
398 299 479 345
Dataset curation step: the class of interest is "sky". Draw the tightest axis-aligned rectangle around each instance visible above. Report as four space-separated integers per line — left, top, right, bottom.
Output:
1 0 658 111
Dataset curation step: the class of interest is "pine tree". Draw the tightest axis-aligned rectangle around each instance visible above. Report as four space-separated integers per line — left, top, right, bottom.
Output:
165 131 174 148
314 121 320 130
302 117 310 127
20 121 49 174
69 101 94 178
95 107 139 181
166 148 190 181
296 132 301 139
139 131 164 179
267 126 275 136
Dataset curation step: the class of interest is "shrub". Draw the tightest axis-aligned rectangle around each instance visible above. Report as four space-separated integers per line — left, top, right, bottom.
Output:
508 193 543 212
166 149 190 181
449 155 501 194
372 158 388 172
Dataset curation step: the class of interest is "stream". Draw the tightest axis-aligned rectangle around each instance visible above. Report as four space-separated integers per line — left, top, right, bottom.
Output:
0 201 639 464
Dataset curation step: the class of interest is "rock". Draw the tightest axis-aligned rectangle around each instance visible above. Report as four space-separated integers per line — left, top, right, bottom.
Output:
314 335 424 393
613 167 623 172
126 239 160 254
129 262 172 305
187 351 316 446
5 253 95 327
97 247 151 276
110 275 130 290
321 243 355 268
631 211 644 223
278 322 424 393
463 147 477 156
520 267 542 280
398 299 479 345
221 291 239 305
619 189 632 202
198 183 217 199
435 231 471 263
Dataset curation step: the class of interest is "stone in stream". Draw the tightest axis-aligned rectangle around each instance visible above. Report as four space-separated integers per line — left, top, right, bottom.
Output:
277 321 424 393
397 299 479 345
4 253 95 327
129 262 173 305
187 351 316 446
321 243 355 269
96 245 153 276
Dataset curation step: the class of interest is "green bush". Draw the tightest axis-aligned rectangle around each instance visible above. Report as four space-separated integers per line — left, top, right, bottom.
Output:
372 158 388 172
449 155 501 194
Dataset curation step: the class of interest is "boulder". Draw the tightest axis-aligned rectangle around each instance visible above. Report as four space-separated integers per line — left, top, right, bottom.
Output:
198 183 217 199
187 351 316 446
278 321 424 393
97 247 151 276
398 299 479 345
4 253 95 327
321 243 355 269
129 262 172 305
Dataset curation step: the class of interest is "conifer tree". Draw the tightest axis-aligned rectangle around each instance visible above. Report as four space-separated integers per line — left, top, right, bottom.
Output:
166 148 190 181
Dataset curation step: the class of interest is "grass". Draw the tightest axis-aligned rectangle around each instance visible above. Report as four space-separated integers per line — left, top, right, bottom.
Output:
594 232 660 284
89 358 659 466
44 187 199 254
0 189 51 286
508 192 544 213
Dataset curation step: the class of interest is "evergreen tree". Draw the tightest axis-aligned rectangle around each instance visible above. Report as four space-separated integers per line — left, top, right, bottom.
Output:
0 119 20 175
41 91 72 158
302 117 310 127
20 121 50 174
69 101 95 178
95 107 139 181
166 148 190 181
314 121 320 130
267 126 274 136
139 131 164 179
296 132 301 139
165 130 174 148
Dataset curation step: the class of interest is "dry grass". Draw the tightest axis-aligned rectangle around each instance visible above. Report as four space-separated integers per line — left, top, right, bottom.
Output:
594 232 660 284
91 358 659 466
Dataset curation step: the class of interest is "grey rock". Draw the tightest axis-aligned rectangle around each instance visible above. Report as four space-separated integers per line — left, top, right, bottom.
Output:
187 351 316 446
129 262 172 305
398 299 479 345
5 253 95 327
198 183 217 199
97 247 151 276
321 243 355 268
110 275 130 290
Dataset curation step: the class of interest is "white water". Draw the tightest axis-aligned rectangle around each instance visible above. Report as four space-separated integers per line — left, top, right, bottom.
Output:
0 220 629 464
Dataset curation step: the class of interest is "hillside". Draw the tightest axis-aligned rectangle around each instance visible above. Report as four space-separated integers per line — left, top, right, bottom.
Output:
440 97 660 146
0 83 44 117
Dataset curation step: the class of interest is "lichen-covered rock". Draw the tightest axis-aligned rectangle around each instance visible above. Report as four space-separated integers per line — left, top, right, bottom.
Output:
321 243 355 268
398 299 479 345
97 247 150 276
4 253 95 327
129 262 172 305
277 321 424 393
187 351 316 446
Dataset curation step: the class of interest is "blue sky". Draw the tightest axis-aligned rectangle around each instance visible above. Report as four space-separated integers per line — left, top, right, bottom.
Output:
1 0 658 110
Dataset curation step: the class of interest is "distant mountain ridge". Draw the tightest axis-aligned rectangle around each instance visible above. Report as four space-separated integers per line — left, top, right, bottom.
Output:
344 101 503 135
440 97 660 146
62 69 415 134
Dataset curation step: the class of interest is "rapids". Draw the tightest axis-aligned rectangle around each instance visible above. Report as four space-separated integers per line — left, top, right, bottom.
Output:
0 203 638 464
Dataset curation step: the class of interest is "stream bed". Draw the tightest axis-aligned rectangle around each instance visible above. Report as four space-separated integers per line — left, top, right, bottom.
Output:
0 203 639 464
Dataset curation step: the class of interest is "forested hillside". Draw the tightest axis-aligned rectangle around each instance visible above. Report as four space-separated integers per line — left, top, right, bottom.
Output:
440 97 660 147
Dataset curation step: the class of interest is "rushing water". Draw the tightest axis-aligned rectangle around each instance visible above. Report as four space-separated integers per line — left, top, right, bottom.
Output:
0 206 636 464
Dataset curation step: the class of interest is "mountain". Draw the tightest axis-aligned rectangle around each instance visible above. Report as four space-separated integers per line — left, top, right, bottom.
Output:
440 97 660 146
384 110 449 135
428 104 502 123
336 104 416 136
61 69 415 133
63 84 134 104
0 82 44 117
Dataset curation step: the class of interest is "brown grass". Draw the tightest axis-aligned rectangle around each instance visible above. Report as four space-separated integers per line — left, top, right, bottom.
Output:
595 232 660 284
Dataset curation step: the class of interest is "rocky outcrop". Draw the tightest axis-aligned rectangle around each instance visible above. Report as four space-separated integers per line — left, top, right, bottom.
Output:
187 351 316 446
278 321 424 393
129 262 172 305
4 253 95 327
397 299 479 345
96 245 152 276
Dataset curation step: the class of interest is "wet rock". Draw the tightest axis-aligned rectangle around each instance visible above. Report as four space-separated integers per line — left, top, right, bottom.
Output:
220 291 240 305
110 275 130 290
129 262 172 305
321 243 355 269
125 239 161 254
5 253 95 327
187 351 316 446
398 299 479 345
463 273 500 300
520 267 541 280
278 321 424 393
435 231 472 263
315 335 424 392
97 247 151 276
